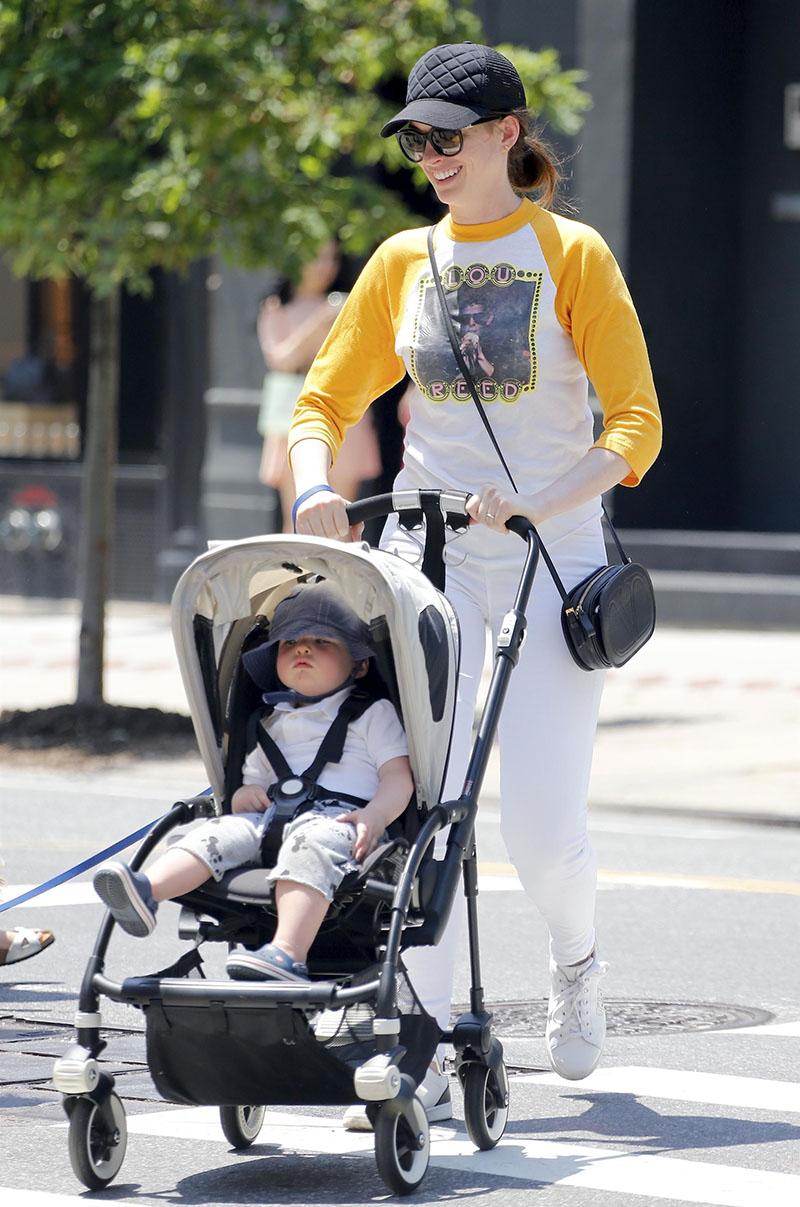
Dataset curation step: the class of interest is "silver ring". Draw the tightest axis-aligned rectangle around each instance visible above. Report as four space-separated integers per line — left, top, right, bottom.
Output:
486 512 495 521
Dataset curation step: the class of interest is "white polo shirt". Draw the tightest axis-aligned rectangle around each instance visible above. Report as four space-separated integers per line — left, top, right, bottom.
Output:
241 686 408 803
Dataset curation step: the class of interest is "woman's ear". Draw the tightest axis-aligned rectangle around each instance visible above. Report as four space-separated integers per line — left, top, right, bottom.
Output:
498 114 521 151
353 658 369 680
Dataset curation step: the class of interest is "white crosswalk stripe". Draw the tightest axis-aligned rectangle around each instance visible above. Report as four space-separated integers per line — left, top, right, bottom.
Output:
511 1065 800 1114
9 1060 791 1207
113 1094 798 1207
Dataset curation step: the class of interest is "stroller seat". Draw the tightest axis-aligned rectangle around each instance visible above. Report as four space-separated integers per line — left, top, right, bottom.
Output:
195 837 408 908
172 835 420 968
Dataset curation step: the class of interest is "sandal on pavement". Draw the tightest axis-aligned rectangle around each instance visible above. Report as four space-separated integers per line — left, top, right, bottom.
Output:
0 927 55 967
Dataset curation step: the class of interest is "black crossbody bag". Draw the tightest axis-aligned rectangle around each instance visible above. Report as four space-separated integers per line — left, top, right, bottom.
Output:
426 227 656 671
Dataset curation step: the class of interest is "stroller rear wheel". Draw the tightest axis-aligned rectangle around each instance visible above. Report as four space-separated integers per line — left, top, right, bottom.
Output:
219 1104 266 1148
374 1097 430 1195
463 1061 510 1150
67 1092 127 1189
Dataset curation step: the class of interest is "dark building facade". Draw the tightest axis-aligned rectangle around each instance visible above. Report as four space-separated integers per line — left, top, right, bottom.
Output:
479 0 800 536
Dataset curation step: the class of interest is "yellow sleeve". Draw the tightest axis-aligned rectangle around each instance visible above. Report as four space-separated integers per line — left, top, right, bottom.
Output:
287 235 417 465
532 209 662 486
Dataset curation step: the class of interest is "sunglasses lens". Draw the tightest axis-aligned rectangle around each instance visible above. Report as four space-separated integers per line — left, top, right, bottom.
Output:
397 130 425 162
430 128 463 156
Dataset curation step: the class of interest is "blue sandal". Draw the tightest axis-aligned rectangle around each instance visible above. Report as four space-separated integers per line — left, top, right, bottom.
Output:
226 942 309 983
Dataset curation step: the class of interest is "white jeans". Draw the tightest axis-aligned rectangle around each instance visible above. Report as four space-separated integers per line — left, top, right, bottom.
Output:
383 507 607 1028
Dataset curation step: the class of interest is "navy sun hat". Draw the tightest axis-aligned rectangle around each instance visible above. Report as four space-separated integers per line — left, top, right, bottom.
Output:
242 582 373 690
380 42 526 138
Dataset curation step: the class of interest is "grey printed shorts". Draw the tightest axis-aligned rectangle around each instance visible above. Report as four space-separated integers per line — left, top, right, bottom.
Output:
174 802 376 902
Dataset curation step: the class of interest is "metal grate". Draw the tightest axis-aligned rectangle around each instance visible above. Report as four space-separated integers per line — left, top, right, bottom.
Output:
454 999 774 1037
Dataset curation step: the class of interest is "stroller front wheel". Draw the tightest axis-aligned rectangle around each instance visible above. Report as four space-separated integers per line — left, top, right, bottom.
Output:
67 1092 127 1189
463 1061 510 1150
219 1104 266 1148
374 1096 430 1195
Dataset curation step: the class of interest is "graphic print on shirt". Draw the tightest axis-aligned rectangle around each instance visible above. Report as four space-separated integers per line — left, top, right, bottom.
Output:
410 261 543 405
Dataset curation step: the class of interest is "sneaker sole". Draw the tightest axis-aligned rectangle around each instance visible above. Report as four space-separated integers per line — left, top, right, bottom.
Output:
342 1107 372 1132
425 1091 453 1123
94 865 155 937
342 1087 452 1132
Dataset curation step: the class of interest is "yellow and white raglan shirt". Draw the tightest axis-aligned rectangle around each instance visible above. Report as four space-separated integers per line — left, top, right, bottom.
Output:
289 198 661 532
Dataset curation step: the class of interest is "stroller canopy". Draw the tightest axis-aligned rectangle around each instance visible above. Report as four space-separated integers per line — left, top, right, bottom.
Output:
171 535 460 812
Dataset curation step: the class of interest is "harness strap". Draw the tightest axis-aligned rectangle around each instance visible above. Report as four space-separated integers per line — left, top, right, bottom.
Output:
248 689 375 810
304 688 374 780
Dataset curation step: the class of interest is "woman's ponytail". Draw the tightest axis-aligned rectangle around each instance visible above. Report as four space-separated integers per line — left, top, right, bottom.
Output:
506 110 562 209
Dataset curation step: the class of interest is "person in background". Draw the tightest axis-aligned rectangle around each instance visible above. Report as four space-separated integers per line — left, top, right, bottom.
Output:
0 926 55 967
1 863 55 968
257 239 381 531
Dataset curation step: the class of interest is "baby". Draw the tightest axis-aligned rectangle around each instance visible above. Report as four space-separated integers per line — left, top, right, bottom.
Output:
94 582 413 982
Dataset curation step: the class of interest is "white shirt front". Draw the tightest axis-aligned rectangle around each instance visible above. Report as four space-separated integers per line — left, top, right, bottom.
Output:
241 687 408 803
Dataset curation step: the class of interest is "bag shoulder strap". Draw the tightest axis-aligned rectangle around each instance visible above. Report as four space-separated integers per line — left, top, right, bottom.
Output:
425 225 631 592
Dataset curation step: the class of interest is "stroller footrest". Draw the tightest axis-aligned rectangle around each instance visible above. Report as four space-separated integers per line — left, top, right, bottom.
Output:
113 975 339 1008
94 971 380 1010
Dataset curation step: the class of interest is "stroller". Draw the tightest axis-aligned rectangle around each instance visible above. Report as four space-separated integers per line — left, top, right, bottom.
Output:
54 489 539 1195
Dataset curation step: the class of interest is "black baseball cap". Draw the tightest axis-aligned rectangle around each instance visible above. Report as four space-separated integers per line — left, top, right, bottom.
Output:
380 42 526 137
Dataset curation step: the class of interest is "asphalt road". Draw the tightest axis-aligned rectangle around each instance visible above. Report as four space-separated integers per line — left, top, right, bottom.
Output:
2 762 799 1207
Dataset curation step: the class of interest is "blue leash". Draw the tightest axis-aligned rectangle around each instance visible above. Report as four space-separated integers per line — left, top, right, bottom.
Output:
1 811 169 914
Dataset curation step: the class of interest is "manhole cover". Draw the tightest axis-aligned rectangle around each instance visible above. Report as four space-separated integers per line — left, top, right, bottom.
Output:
454 1000 773 1036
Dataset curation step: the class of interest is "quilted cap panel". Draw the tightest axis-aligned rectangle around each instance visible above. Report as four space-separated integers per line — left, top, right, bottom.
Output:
407 43 525 112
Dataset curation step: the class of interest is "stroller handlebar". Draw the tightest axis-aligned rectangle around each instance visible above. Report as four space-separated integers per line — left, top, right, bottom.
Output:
346 489 535 543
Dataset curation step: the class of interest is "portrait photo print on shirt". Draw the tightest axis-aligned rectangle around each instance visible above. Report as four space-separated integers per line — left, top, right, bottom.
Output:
411 259 543 405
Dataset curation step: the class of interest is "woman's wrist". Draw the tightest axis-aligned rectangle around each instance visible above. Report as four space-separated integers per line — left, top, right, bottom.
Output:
291 484 334 530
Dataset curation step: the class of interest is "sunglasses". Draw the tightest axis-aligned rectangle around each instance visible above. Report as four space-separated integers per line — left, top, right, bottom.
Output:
395 116 499 163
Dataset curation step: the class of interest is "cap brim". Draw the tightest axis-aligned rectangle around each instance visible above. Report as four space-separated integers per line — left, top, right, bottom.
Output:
251 621 373 664
380 98 490 137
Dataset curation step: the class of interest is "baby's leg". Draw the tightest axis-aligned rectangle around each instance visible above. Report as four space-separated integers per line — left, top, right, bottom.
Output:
146 849 213 902
272 882 330 964
226 807 360 982
94 813 265 937
269 807 358 962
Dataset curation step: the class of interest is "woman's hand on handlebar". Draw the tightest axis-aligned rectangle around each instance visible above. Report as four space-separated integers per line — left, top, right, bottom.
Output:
294 488 364 542
466 484 518 534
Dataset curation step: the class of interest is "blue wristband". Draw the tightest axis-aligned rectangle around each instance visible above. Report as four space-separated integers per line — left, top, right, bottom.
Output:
291 484 335 531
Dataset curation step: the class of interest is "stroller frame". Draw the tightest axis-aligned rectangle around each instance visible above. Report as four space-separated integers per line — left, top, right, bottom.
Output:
55 489 540 1195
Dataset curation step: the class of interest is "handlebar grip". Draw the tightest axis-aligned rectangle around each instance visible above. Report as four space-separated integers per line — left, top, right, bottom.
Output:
345 494 401 526
505 515 536 540
345 489 471 528
344 492 534 544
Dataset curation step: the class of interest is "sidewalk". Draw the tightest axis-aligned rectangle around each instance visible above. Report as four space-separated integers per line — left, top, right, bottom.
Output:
2 596 799 824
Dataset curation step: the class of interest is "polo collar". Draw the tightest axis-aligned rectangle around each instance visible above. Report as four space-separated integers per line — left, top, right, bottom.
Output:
270 684 353 719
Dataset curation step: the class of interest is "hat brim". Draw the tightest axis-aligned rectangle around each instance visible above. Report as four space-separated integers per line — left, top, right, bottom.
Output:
380 98 494 138
268 619 373 662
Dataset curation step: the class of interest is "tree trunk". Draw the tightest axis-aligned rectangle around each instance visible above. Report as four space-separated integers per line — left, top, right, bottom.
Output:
76 288 120 706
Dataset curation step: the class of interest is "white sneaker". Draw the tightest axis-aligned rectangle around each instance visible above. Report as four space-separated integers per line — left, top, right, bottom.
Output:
545 951 607 1080
342 1058 452 1131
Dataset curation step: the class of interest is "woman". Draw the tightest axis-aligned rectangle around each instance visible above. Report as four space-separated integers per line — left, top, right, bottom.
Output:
257 239 381 532
287 42 662 1117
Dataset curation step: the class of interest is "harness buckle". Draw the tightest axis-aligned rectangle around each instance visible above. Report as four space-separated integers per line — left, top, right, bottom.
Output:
268 776 315 814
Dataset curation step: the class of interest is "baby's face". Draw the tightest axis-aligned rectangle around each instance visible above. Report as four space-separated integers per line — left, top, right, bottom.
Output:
275 634 355 696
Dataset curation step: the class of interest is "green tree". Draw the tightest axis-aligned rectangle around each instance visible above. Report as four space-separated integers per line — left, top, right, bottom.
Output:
0 0 589 708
